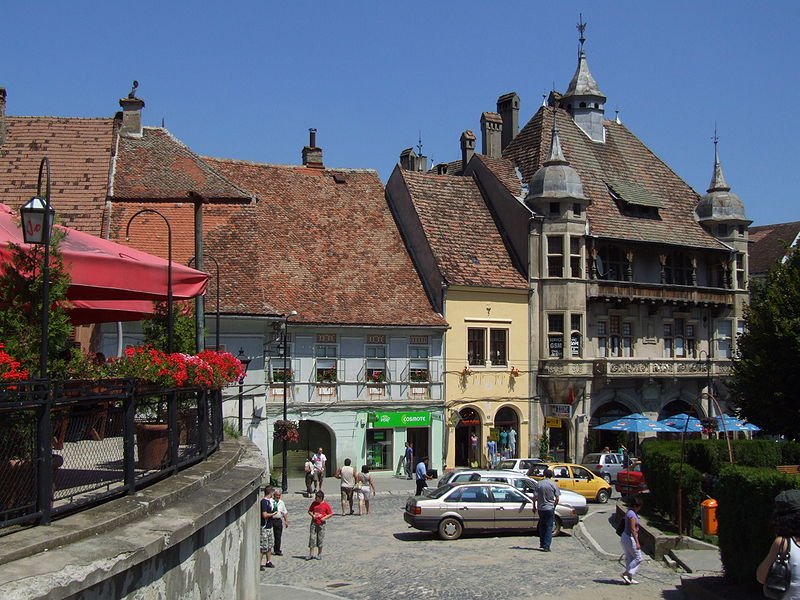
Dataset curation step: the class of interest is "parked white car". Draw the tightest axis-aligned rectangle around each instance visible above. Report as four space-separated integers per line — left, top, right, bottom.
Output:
435 469 588 515
494 458 543 474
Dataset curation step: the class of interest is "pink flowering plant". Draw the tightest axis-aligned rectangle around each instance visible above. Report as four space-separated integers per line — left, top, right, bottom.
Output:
274 419 300 443
106 347 244 389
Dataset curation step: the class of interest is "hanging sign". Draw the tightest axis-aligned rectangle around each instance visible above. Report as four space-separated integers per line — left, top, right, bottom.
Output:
546 417 562 428
549 404 572 418
372 411 431 428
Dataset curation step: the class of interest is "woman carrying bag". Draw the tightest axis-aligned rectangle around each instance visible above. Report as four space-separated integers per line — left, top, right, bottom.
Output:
757 489 800 599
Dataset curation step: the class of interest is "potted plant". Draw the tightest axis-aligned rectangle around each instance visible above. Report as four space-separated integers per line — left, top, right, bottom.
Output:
273 419 300 443
409 368 429 383
366 369 387 384
271 368 292 384
316 367 337 384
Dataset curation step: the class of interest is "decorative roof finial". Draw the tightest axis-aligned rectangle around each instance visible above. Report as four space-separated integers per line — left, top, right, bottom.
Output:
577 13 587 55
546 90 567 165
128 80 139 100
417 130 423 157
708 122 730 192
615 107 621 124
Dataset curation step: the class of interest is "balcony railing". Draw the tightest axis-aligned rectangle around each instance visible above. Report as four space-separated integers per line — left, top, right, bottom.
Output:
587 280 735 307
0 379 223 531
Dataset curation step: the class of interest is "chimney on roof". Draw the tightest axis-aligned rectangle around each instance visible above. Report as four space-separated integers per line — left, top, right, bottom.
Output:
497 92 520 151
480 112 503 159
0 86 6 146
436 163 449 175
399 148 428 172
118 80 145 139
460 130 476 172
302 128 324 168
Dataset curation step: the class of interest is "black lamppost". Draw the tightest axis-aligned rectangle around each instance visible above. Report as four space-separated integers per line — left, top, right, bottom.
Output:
126 209 173 353
189 255 221 351
20 157 56 379
281 310 297 492
237 348 251 434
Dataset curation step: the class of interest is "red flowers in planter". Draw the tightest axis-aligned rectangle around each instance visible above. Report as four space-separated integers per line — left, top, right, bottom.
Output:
108 347 244 389
0 344 28 382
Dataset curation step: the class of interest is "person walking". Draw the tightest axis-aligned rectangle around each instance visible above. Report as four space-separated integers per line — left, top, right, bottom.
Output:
404 442 414 480
260 486 277 570
534 468 560 552
357 464 376 515
304 453 316 496
415 456 432 496
306 491 333 560
757 489 800 596
272 489 289 556
313 447 327 490
335 458 357 515
620 495 644 584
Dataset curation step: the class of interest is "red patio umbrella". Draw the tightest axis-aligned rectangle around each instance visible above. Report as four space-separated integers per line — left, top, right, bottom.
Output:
66 299 159 325
0 203 208 303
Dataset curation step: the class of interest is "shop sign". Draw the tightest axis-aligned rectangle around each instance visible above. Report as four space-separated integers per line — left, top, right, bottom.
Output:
372 411 430 428
546 417 562 428
549 404 572 418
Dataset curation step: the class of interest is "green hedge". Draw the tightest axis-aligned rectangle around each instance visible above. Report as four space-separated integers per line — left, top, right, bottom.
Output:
640 441 702 529
716 465 800 587
779 441 800 465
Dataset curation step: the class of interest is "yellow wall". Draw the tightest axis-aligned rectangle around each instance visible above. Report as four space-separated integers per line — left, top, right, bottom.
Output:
443 287 531 468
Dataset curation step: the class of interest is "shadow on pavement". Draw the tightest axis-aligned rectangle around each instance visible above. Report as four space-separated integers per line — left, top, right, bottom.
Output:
392 531 434 541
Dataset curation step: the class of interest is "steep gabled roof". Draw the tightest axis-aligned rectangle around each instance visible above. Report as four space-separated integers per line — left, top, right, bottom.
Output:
200 159 446 326
113 128 251 201
0 117 115 235
503 107 730 251
749 221 800 277
472 154 524 198
396 169 527 290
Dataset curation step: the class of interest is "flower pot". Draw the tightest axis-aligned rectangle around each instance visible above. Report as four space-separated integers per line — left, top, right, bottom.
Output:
136 422 169 470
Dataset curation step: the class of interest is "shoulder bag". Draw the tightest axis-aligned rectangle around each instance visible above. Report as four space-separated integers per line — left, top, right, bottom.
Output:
764 537 792 600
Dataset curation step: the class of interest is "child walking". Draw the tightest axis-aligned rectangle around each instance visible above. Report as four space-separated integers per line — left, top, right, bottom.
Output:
306 490 333 560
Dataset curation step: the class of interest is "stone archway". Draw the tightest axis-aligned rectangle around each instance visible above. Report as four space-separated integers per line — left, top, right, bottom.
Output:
658 399 699 420
272 419 335 478
455 407 482 467
495 406 520 459
588 400 631 454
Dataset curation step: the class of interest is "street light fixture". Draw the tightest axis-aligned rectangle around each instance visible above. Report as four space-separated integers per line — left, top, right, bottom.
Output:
237 348 252 434
20 157 56 379
189 255 221 351
125 209 173 353
281 310 297 492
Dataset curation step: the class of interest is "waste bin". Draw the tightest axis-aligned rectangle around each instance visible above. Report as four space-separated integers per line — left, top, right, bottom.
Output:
701 498 718 535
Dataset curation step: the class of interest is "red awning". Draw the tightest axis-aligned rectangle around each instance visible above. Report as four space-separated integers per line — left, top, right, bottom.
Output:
0 203 208 302
66 299 159 325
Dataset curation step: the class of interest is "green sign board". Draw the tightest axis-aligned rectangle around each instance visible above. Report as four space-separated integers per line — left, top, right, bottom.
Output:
371 411 431 428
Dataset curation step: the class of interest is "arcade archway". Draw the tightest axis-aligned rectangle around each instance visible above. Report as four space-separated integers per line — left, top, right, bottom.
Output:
455 407 482 467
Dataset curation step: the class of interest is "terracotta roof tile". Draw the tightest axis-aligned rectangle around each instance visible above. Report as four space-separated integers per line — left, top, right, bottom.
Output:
503 107 730 252
113 128 251 201
0 117 115 236
197 159 447 326
748 221 800 276
472 154 523 197
396 169 527 289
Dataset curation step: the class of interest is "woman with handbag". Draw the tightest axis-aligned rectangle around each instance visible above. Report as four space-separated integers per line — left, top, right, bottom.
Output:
758 489 800 599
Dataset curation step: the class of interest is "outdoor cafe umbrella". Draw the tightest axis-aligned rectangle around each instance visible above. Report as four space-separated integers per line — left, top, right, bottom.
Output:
658 413 703 433
593 413 679 457
715 415 758 433
0 203 208 306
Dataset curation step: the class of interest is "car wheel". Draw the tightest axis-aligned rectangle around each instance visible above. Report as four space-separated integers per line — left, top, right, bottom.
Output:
438 517 463 541
552 516 562 537
603 473 612 484
596 489 610 504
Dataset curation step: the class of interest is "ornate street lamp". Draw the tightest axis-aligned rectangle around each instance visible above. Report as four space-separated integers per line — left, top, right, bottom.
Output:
281 310 297 492
237 348 252 434
20 157 56 379
125 209 173 353
189 255 221 351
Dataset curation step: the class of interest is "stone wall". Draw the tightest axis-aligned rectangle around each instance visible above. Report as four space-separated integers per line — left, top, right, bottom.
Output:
0 439 264 599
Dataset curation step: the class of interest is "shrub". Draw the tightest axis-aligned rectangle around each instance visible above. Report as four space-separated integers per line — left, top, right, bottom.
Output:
716 465 800 587
779 441 800 465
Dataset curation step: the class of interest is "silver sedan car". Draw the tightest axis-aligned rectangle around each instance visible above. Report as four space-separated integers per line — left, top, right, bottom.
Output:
404 481 578 540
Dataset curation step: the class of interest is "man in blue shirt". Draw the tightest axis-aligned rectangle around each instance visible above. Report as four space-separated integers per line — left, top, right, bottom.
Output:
415 456 431 496
534 468 560 552
404 442 414 480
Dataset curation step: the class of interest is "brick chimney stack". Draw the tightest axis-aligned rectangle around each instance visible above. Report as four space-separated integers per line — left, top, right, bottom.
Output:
460 130 476 172
497 92 520 151
119 81 145 138
0 86 6 146
480 112 502 159
302 128 323 168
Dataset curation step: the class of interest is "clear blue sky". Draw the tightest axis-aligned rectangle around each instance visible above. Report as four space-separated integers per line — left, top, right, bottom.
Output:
2 1 797 226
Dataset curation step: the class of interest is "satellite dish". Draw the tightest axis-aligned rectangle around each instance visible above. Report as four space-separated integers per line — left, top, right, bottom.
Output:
595 255 605 277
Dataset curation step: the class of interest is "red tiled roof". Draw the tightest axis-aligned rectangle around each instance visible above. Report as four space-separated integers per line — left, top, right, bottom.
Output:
197 159 447 326
748 221 800 276
472 154 523 198
0 117 115 236
503 107 730 251
396 169 527 289
113 128 251 201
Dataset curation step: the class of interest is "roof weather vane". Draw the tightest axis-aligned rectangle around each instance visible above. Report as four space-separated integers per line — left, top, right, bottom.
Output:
577 13 587 52
712 122 719 147
416 131 423 157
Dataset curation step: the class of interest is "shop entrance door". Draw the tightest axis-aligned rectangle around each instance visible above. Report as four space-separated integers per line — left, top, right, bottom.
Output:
407 428 428 467
455 408 482 467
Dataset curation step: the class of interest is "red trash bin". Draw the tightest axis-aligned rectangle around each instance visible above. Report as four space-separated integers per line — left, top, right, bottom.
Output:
701 498 718 535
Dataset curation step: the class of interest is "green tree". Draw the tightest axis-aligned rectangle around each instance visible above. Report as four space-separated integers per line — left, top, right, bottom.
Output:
0 230 73 375
732 246 800 438
142 301 196 354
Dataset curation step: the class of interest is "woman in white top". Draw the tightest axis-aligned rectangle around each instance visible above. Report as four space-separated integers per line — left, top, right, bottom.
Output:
357 465 376 515
757 489 800 598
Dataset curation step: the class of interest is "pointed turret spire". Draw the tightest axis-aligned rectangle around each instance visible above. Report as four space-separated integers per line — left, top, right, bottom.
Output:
561 16 606 142
545 105 568 165
707 125 730 193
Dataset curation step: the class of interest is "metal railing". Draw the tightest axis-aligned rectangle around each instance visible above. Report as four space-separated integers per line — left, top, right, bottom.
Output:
0 379 223 530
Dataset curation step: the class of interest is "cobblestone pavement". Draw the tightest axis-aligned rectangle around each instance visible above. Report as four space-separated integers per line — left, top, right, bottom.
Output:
259 491 687 600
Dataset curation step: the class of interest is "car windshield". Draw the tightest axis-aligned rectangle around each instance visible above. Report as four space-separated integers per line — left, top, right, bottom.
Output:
496 460 516 470
428 484 456 499
582 454 602 463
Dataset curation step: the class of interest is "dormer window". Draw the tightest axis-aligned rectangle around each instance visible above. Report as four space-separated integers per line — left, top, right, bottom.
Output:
606 180 663 219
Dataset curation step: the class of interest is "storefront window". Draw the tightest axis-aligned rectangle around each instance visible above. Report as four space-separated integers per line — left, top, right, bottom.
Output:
366 429 393 470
